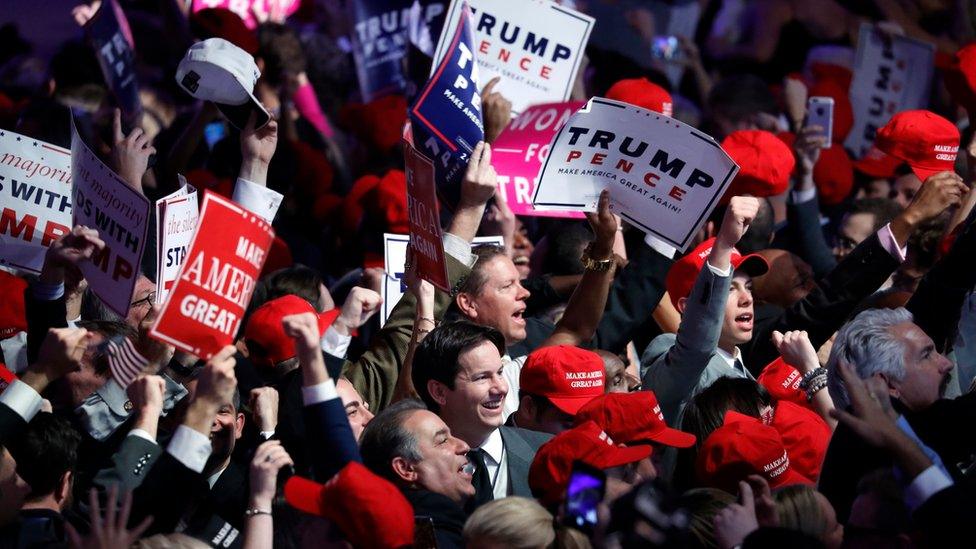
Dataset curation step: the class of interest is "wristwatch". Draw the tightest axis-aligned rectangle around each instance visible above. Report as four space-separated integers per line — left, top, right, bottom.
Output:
580 243 615 272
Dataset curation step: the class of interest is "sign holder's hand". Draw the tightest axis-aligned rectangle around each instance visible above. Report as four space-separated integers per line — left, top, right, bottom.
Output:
111 109 156 192
240 111 278 184
481 77 512 144
41 225 106 286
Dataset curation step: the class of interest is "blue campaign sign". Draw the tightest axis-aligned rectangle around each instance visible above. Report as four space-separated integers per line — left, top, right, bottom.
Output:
350 0 446 102
409 1 483 210
85 0 141 124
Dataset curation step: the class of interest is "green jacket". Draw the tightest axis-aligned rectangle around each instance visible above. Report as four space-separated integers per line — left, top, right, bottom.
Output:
341 254 470 411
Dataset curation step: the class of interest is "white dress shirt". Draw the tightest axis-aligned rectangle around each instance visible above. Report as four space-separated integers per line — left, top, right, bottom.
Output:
478 428 510 500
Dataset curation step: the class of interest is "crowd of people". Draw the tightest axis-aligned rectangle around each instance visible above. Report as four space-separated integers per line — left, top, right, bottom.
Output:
1 0 976 547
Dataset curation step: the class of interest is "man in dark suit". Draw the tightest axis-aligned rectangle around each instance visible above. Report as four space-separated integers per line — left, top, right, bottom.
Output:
411 321 551 509
3 412 81 547
820 196 976 523
0 326 92 529
130 346 249 545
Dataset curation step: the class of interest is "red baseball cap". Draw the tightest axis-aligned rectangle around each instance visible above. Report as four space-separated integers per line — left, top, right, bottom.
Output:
244 295 340 368
0 270 27 340
944 44 976 113
340 95 408 153
852 145 903 179
189 8 258 55
529 421 651 507
769 401 831 481
721 130 796 202
875 110 960 182
574 391 696 448
696 411 812 493
756 357 808 409
808 62 853 92
285 462 415 547
813 143 854 205
368 169 410 235
665 237 769 309
520 346 606 415
605 78 674 117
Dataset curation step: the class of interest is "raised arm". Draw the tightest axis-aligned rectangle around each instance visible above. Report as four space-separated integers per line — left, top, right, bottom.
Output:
744 171 968 372
643 197 758 421
342 145 497 410
284 312 361 480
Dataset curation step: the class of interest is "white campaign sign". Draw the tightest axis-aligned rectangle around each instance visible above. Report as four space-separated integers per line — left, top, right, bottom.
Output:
431 0 593 116
70 118 150 317
844 24 935 158
380 233 504 326
155 177 198 305
532 98 739 252
0 130 73 273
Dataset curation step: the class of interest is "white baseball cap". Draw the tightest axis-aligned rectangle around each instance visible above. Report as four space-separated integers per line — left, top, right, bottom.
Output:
176 38 270 130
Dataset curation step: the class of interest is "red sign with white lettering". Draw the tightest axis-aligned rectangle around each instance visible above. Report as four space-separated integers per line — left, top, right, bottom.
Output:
405 143 450 292
149 191 274 359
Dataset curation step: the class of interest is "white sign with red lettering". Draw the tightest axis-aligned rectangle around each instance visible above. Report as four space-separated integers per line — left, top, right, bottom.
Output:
431 0 593 116
71 119 150 317
0 130 73 274
380 234 503 326
155 179 199 305
533 98 739 252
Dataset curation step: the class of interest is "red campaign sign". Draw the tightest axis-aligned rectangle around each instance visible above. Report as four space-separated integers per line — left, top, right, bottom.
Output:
405 142 450 292
491 101 585 218
150 191 274 359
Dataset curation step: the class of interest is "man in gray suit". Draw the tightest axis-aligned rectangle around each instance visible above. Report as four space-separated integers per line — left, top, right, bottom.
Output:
641 196 766 426
412 321 551 510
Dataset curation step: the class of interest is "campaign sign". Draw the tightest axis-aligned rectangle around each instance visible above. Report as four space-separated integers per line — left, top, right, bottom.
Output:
532 98 738 252
409 1 484 210
0 130 73 273
492 100 584 218
191 0 301 30
405 143 450 291
845 24 935 158
432 0 593 116
350 0 446 101
86 0 141 124
71 119 150 318
150 192 274 358
155 180 199 305
380 234 502 325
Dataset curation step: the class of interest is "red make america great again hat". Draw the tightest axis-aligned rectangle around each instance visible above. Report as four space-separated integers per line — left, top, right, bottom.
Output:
875 110 960 182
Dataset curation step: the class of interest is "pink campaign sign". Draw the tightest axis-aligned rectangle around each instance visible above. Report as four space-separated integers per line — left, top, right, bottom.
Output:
492 101 585 218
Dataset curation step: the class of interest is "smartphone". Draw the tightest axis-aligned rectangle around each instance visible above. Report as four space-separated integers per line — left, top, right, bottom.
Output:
563 461 606 535
651 36 680 60
805 96 834 148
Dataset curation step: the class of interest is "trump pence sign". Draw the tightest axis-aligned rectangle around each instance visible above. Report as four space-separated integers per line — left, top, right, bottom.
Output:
532 98 739 251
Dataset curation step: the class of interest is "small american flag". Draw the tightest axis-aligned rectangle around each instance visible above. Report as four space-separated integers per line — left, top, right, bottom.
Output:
105 337 149 388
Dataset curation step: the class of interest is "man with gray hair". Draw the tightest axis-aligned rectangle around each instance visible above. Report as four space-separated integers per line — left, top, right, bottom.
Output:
820 307 968 524
826 307 954 412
